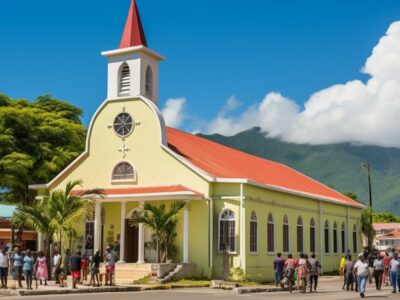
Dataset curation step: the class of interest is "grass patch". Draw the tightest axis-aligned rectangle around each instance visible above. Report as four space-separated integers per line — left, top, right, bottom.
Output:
170 279 211 287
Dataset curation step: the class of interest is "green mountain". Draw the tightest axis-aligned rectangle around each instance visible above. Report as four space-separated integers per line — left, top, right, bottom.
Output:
198 127 400 214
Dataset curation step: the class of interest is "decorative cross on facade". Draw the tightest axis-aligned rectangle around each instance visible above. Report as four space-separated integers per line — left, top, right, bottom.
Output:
118 143 130 158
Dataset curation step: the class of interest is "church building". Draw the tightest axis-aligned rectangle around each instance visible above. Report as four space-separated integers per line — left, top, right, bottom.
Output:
30 0 364 281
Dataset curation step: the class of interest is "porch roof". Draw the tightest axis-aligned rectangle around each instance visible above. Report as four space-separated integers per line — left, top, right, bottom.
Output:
70 185 204 201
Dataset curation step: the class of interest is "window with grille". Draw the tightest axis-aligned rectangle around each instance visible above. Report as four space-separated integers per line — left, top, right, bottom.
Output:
297 216 303 253
341 223 346 253
310 218 316 253
250 211 258 253
219 209 235 252
324 220 330 253
113 112 134 137
145 65 153 98
119 63 131 96
112 162 135 181
333 222 338 254
267 213 274 253
353 225 358 253
283 215 289 252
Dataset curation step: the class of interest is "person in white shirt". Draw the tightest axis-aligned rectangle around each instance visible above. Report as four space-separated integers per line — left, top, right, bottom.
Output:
0 248 9 289
390 253 400 293
53 250 62 284
353 253 369 298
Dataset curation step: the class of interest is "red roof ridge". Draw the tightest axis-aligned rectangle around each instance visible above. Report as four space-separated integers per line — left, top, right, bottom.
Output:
119 0 147 49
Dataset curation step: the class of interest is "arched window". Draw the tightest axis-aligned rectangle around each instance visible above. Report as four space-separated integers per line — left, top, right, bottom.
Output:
333 222 338 254
112 162 135 181
297 216 303 253
219 209 235 252
283 215 289 253
324 220 330 253
310 218 316 253
341 223 346 253
250 211 258 253
119 63 131 96
267 213 274 253
145 65 153 98
353 224 358 253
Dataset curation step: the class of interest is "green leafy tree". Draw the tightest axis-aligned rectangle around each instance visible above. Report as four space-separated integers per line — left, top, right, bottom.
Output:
372 212 400 223
0 94 85 205
129 201 186 263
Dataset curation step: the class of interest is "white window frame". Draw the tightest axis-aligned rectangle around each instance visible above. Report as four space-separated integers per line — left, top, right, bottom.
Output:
333 221 338 254
297 216 304 254
283 215 290 254
249 211 258 254
341 222 346 254
267 213 275 254
218 209 236 254
111 160 137 183
145 65 153 98
119 62 131 96
310 218 316 253
324 220 330 254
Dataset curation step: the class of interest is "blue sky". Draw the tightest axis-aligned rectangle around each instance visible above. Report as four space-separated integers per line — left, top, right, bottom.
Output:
1 0 400 145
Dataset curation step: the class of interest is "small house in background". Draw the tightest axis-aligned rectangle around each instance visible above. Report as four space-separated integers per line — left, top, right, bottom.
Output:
373 223 400 251
0 204 37 251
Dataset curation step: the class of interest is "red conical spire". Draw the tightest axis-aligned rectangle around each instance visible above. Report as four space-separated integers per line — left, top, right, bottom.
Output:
119 0 147 49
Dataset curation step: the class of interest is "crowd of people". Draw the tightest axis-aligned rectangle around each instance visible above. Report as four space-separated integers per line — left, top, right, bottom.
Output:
339 248 400 298
273 252 321 293
0 245 116 290
273 248 400 298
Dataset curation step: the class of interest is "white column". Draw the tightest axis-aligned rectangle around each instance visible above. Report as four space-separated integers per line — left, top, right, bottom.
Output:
183 204 189 263
37 232 43 251
119 202 126 263
239 183 245 269
137 224 145 263
94 201 101 252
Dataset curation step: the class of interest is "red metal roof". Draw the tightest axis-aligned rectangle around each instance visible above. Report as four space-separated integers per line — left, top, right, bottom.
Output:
166 127 364 207
377 230 400 239
70 185 202 197
119 0 147 48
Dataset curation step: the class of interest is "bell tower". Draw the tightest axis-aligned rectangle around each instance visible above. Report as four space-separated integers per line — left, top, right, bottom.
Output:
102 0 164 105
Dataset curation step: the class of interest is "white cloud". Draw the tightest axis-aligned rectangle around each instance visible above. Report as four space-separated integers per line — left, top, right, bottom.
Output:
161 97 186 128
201 21 400 148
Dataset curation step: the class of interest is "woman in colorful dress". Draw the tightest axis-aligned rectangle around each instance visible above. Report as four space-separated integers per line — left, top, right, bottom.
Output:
35 251 48 286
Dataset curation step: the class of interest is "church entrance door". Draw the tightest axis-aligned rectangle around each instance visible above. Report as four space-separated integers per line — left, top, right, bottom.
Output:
124 219 139 262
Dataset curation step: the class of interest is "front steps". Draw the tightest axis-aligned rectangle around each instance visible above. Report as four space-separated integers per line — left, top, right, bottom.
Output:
114 263 152 284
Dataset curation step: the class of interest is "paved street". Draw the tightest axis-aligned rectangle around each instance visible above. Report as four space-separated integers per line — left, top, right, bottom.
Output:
0 278 399 300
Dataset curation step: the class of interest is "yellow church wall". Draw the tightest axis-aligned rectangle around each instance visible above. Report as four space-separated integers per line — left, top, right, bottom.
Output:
209 183 362 281
49 97 210 195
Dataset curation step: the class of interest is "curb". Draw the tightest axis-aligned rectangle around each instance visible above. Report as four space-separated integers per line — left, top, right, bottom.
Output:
236 287 285 294
1 286 142 297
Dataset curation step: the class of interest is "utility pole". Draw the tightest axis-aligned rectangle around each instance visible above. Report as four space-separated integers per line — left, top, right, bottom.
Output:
362 161 373 222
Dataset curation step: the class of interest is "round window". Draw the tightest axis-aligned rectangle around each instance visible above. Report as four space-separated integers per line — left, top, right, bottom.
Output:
113 112 134 137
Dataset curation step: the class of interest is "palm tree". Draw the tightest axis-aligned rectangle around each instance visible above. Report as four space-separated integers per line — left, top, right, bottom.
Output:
48 180 103 252
13 198 55 255
361 207 375 250
129 201 186 263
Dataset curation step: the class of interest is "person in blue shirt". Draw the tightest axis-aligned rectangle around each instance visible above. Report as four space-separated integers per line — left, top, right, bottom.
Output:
12 248 23 288
273 252 285 287
23 250 34 290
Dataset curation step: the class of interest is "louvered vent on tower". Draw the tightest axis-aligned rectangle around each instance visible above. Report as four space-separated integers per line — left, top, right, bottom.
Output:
119 63 131 96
